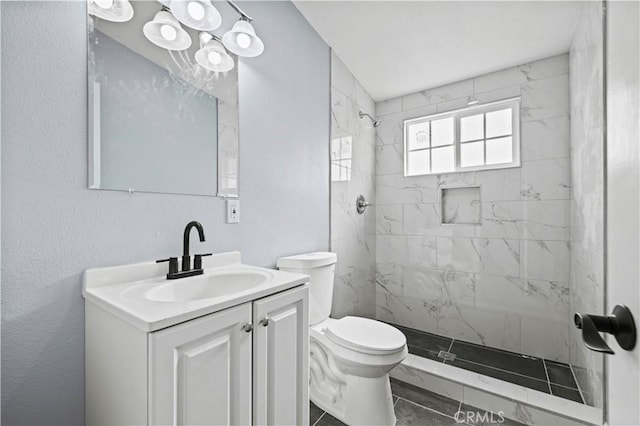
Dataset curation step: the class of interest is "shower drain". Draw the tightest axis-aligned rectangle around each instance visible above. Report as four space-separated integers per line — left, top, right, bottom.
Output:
437 350 456 361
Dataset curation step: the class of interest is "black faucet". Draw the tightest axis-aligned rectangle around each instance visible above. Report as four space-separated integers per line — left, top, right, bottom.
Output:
156 221 212 280
183 221 205 271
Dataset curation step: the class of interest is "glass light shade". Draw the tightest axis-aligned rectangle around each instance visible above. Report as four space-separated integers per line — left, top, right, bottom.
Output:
195 33 235 73
94 0 114 9
88 0 134 22
222 19 264 58
169 0 222 31
160 24 178 41
143 11 192 51
208 52 222 64
236 33 251 49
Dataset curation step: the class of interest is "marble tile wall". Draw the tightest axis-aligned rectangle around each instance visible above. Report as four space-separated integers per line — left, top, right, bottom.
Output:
568 1 604 408
330 51 377 318
375 55 573 362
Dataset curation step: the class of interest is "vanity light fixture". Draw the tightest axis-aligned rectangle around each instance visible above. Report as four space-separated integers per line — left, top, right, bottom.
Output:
88 0 134 23
143 8 192 51
222 18 264 57
222 1 264 58
169 0 222 31
195 32 235 73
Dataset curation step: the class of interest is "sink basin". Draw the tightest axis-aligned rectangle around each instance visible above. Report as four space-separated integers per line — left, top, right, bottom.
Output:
145 270 273 302
83 251 309 331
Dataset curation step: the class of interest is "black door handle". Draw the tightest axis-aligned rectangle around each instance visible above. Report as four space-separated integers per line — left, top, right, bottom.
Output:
574 305 636 354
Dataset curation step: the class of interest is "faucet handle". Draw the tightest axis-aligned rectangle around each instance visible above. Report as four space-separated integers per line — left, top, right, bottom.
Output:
156 257 179 274
194 253 213 269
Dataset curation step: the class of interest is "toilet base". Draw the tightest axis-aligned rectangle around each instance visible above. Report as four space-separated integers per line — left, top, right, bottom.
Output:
311 372 396 425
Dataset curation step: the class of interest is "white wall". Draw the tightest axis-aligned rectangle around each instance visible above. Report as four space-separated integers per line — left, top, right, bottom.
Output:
568 0 605 408
0 1 329 423
330 51 377 318
374 55 573 362
605 0 640 423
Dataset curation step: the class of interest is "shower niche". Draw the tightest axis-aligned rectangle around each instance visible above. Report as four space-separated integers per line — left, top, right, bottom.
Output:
440 187 482 225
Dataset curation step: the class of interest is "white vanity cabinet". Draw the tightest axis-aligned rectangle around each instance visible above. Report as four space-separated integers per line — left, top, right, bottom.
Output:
86 283 309 426
253 285 309 426
149 303 253 425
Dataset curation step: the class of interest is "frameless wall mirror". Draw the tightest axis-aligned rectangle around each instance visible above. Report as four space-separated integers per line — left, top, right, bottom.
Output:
87 0 239 197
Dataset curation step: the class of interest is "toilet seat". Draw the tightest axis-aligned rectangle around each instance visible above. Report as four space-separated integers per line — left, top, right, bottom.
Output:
325 316 406 355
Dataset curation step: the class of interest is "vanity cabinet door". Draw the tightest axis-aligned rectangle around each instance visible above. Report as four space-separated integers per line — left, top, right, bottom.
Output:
149 303 252 426
253 285 309 426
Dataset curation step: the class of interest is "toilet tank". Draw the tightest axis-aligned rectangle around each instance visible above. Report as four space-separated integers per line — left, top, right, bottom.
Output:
277 252 337 325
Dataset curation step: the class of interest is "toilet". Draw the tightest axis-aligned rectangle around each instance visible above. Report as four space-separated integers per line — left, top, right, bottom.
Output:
277 252 407 426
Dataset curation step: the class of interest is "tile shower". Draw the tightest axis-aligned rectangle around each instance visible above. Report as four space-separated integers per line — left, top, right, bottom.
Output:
375 53 572 363
329 2 603 412
330 51 377 319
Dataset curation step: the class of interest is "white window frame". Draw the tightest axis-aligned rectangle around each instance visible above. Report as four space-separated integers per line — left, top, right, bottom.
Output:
403 97 521 176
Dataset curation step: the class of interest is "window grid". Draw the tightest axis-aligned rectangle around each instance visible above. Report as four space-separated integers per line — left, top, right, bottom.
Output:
404 98 521 176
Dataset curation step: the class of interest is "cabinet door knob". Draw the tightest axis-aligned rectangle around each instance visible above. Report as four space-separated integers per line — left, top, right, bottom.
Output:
242 322 254 333
260 316 270 327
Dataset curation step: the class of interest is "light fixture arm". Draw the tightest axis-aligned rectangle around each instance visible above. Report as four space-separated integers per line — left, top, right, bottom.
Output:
226 0 253 22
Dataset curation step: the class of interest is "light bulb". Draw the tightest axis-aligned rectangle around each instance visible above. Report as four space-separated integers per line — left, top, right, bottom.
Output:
160 24 178 41
236 33 251 49
94 0 114 9
207 51 223 65
187 1 205 20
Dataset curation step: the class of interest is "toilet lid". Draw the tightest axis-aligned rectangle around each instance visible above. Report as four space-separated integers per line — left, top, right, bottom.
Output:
326 316 406 354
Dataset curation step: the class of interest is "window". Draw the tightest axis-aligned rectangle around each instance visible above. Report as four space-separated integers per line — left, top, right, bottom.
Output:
404 98 520 176
331 136 352 181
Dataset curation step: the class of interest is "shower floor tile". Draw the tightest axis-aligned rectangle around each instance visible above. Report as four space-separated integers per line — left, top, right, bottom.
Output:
396 325 454 354
407 345 441 361
544 359 580 388
550 383 584 403
310 378 527 425
447 358 551 393
393 323 585 405
449 341 547 381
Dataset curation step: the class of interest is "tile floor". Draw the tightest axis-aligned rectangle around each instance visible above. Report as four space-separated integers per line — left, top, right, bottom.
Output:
310 378 525 426
394 324 585 404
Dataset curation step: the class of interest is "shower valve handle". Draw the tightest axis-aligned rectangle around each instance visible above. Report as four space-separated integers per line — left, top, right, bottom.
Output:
356 195 370 214
574 305 636 354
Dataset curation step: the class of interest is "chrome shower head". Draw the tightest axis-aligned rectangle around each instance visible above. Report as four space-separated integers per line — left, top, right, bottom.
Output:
359 111 381 128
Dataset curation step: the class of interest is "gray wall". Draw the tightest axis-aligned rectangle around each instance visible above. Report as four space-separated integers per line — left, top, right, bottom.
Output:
0 1 329 424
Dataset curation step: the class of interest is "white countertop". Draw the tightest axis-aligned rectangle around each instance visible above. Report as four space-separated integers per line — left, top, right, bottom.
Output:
83 251 309 332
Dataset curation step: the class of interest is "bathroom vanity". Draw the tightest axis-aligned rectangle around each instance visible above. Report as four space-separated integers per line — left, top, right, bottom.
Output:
83 251 309 425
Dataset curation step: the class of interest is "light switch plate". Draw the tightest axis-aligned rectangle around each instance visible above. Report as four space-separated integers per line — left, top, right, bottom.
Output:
227 199 240 224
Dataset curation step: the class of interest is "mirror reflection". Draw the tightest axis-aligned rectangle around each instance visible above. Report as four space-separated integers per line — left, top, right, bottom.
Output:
87 0 239 197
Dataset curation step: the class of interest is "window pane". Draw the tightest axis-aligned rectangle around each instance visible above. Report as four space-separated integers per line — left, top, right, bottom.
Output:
330 138 341 161
460 114 484 142
407 121 430 150
340 136 352 159
461 141 484 167
331 160 352 182
343 160 352 180
486 108 512 138
486 137 513 165
431 117 454 147
431 146 455 174
407 150 430 175
331 163 341 181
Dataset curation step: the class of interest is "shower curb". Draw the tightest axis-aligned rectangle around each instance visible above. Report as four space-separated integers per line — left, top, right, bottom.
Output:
391 354 601 426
